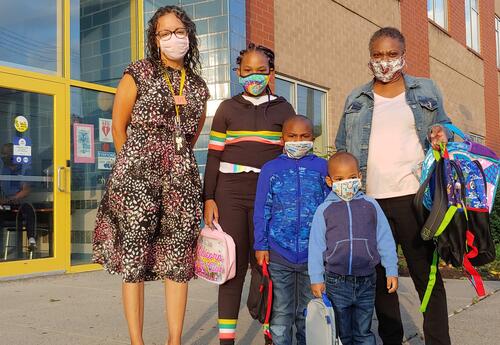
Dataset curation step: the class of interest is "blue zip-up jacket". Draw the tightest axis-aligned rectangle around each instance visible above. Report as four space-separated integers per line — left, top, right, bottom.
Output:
254 154 329 265
308 191 398 284
335 74 453 180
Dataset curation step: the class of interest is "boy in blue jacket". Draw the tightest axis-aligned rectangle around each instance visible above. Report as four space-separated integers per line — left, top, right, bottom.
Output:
308 152 398 345
254 115 329 345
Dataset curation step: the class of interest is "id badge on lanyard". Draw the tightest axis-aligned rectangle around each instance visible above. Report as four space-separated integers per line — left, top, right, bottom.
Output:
164 68 188 155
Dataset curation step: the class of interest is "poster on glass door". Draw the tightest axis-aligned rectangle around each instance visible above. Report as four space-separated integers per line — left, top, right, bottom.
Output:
12 136 32 165
97 151 116 170
74 123 95 163
99 118 113 143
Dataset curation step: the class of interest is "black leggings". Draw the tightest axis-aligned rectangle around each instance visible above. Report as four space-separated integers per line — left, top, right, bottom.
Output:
215 172 259 345
375 194 450 345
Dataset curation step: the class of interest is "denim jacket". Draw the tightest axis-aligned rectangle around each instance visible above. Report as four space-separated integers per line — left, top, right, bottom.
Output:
335 74 452 178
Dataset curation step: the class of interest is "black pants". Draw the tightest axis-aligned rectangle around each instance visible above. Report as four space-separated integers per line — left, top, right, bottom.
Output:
215 173 259 345
375 194 450 345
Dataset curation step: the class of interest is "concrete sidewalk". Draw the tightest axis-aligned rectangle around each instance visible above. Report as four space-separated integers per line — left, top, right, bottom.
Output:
0 271 499 345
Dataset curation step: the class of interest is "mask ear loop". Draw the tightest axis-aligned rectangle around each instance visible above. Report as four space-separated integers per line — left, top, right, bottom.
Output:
401 55 407 74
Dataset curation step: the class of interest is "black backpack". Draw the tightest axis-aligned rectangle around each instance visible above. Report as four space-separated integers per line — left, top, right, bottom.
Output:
247 261 273 344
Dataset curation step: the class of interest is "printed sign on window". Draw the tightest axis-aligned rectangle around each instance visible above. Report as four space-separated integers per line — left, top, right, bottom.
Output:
14 116 29 133
74 123 95 163
97 151 116 170
12 136 32 165
99 118 113 143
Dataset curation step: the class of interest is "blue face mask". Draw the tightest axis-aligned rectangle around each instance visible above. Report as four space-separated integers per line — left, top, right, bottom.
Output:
239 73 270 96
284 141 313 159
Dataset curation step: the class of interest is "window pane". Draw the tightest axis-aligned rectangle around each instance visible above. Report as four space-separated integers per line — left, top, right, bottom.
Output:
71 0 131 87
0 0 60 74
435 0 445 27
471 10 479 51
70 87 115 265
297 85 327 152
0 88 54 261
465 0 472 48
427 0 434 20
275 78 295 105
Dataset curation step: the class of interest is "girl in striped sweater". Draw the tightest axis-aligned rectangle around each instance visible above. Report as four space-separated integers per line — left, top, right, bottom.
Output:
203 43 295 345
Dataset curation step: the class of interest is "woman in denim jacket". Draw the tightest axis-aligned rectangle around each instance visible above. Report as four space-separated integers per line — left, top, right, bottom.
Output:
335 27 451 345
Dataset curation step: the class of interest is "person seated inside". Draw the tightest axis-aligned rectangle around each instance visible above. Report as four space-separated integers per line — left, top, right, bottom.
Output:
0 143 36 252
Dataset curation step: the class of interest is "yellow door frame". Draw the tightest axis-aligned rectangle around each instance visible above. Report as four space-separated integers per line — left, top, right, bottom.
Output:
0 71 69 278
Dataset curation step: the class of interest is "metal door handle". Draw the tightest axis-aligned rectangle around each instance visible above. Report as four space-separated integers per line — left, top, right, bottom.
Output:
57 166 65 192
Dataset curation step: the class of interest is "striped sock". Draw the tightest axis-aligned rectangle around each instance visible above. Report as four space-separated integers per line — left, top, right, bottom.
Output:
218 318 237 343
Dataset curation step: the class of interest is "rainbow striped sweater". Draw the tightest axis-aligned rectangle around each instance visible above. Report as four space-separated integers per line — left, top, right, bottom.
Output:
203 94 295 200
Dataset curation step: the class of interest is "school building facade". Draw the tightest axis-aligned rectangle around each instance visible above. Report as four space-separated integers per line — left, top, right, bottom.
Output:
0 0 499 279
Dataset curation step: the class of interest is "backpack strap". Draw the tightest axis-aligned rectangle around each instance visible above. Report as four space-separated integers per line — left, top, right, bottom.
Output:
463 231 487 297
321 292 333 307
443 123 470 141
420 249 439 313
262 261 273 342
419 146 462 312
418 152 455 241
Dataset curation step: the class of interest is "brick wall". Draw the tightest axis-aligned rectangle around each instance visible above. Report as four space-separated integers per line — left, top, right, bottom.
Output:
245 0 274 89
400 0 430 77
246 0 274 49
448 0 467 45
428 22 485 137
274 0 400 148
480 1 500 153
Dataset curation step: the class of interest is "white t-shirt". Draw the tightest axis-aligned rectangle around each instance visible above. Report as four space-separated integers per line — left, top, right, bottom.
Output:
242 94 277 105
365 92 425 199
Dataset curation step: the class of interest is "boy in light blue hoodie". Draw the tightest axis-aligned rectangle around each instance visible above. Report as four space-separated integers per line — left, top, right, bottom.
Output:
254 115 329 345
308 152 398 345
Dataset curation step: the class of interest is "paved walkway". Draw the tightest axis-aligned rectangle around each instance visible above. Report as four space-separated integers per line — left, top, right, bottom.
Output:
1 271 499 345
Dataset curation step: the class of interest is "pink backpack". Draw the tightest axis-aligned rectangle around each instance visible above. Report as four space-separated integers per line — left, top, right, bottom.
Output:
195 222 236 284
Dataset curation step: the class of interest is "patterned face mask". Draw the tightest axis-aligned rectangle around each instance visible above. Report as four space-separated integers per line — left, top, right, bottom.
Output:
284 141 313 159
369 57 405 83
239 73 270 96
331 178 362 202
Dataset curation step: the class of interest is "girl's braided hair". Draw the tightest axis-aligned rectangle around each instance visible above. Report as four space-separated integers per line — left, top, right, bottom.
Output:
236 42 275 71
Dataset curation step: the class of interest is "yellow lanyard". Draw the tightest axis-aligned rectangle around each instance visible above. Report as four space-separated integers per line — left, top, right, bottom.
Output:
163 68 186 125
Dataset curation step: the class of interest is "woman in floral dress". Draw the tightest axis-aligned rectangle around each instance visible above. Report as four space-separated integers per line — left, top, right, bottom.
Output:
92 6 209 345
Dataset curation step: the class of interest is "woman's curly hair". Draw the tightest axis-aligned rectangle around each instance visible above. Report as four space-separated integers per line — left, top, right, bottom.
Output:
146 5 201 77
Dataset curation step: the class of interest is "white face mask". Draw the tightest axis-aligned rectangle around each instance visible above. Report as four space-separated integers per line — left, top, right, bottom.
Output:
160 35 189 61
331 178 362 202
284 141 313 159
369 56 405 83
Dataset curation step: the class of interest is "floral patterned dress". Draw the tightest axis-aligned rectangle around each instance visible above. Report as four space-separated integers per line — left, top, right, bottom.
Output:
93 59 210 283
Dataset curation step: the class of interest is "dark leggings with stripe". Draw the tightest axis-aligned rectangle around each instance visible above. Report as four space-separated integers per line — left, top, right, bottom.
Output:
215 172 259 345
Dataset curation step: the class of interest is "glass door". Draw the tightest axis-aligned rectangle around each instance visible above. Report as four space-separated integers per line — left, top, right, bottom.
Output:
70 87 115 267
0 73 68 277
